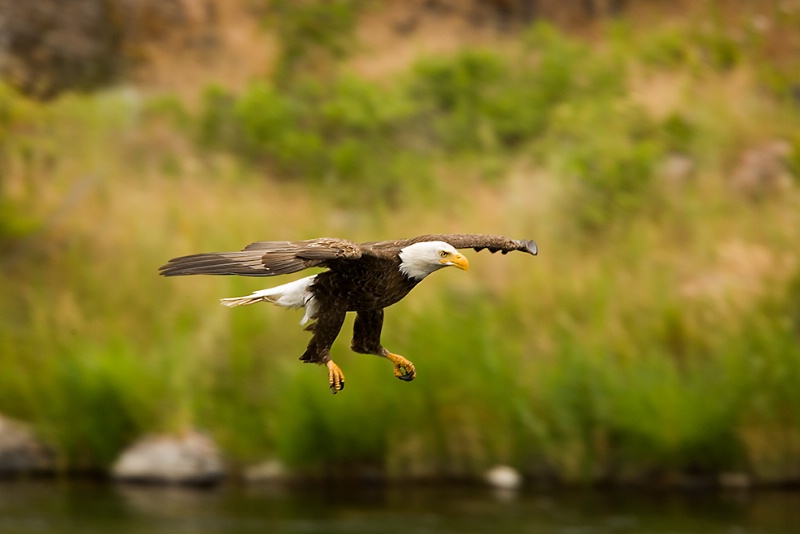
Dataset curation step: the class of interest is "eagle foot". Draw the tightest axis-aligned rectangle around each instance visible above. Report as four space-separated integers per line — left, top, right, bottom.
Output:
326 360 345 394
386 352 416 382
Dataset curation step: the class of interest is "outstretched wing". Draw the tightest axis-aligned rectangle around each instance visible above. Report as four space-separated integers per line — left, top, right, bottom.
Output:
367 234 538 256
159 237 363 277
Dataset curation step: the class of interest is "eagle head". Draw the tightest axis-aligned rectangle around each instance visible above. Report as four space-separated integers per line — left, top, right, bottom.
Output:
399 241 469 280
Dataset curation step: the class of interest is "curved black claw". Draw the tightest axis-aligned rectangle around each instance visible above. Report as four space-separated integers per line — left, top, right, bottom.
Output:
397 371 415 382
386 352 416 382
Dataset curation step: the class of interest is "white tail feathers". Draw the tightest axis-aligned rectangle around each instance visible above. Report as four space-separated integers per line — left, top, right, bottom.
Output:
220 275 318 325
219 295 266 308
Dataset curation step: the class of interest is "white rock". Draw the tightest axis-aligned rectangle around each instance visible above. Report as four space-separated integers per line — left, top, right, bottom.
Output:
0 414 55 475
484 465 523 490
111 431 226 485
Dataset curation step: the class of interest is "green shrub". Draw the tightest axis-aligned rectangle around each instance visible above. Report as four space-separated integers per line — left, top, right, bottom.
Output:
267 0 361 85
638 26 693 69
602 353 745 474
411 50 510 150
692 25 742 72
196 23 638 206
543 102 664 231
197 75 431 203
528 21 627 101
660 113 697 154
0 84 43 246
197 85 238 149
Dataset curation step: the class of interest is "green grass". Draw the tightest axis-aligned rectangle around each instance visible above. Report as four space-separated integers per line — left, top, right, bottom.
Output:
1 13 800 485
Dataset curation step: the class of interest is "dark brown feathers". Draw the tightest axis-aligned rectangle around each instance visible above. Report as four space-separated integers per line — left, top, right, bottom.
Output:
158 251 270 277
159 234 537 277
388 234 538 256
159 237 362 277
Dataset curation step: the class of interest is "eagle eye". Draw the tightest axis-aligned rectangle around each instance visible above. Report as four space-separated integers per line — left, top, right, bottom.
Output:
439 250 449 258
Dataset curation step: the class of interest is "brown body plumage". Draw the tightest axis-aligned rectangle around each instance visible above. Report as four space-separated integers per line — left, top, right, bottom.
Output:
160 234 537 393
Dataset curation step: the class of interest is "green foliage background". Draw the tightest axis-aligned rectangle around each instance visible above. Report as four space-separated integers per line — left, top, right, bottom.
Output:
1 2 800 484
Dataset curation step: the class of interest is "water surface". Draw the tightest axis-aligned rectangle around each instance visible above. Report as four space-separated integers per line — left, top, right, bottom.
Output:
0 481 798 534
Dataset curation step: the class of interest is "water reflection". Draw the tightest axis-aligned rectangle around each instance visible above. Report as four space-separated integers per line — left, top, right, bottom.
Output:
0 481 798 533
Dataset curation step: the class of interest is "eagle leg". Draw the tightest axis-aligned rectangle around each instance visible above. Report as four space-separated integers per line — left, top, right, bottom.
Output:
385 352 416 382
352 310 416 382
326 360 345 393
300 305 346 394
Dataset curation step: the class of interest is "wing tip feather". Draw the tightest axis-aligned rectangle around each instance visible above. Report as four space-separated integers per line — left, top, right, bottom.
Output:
523 240 538 256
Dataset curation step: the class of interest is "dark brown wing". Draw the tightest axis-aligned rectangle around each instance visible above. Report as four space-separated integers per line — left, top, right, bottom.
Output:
364 234 538 256
159 237 363 277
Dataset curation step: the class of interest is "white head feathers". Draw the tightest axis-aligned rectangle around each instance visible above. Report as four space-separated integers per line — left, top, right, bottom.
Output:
398 241 469 280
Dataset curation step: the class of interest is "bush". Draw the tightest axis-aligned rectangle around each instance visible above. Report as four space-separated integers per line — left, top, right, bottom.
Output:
267 0 361 85
0 84 45 247
638 26 693 69
196 22 645 210
541 102 665 231
411 50 510 150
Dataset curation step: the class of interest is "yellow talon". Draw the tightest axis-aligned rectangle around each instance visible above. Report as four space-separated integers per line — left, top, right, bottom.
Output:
326 360 345 393
385 352 416 382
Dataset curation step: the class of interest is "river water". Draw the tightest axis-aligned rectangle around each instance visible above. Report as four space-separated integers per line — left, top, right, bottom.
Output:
0 481 798 534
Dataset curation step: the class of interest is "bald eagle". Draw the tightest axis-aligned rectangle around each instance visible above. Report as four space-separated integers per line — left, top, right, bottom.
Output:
159 234 537 393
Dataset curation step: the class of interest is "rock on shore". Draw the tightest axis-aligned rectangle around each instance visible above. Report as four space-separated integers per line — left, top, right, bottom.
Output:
0 415 55 476
111 431 226 485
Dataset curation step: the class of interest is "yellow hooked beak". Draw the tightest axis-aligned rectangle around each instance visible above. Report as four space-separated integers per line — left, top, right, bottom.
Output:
441 252 469 271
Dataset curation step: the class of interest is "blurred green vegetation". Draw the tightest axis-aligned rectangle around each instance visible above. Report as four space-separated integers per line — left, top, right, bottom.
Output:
1 5 800 486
